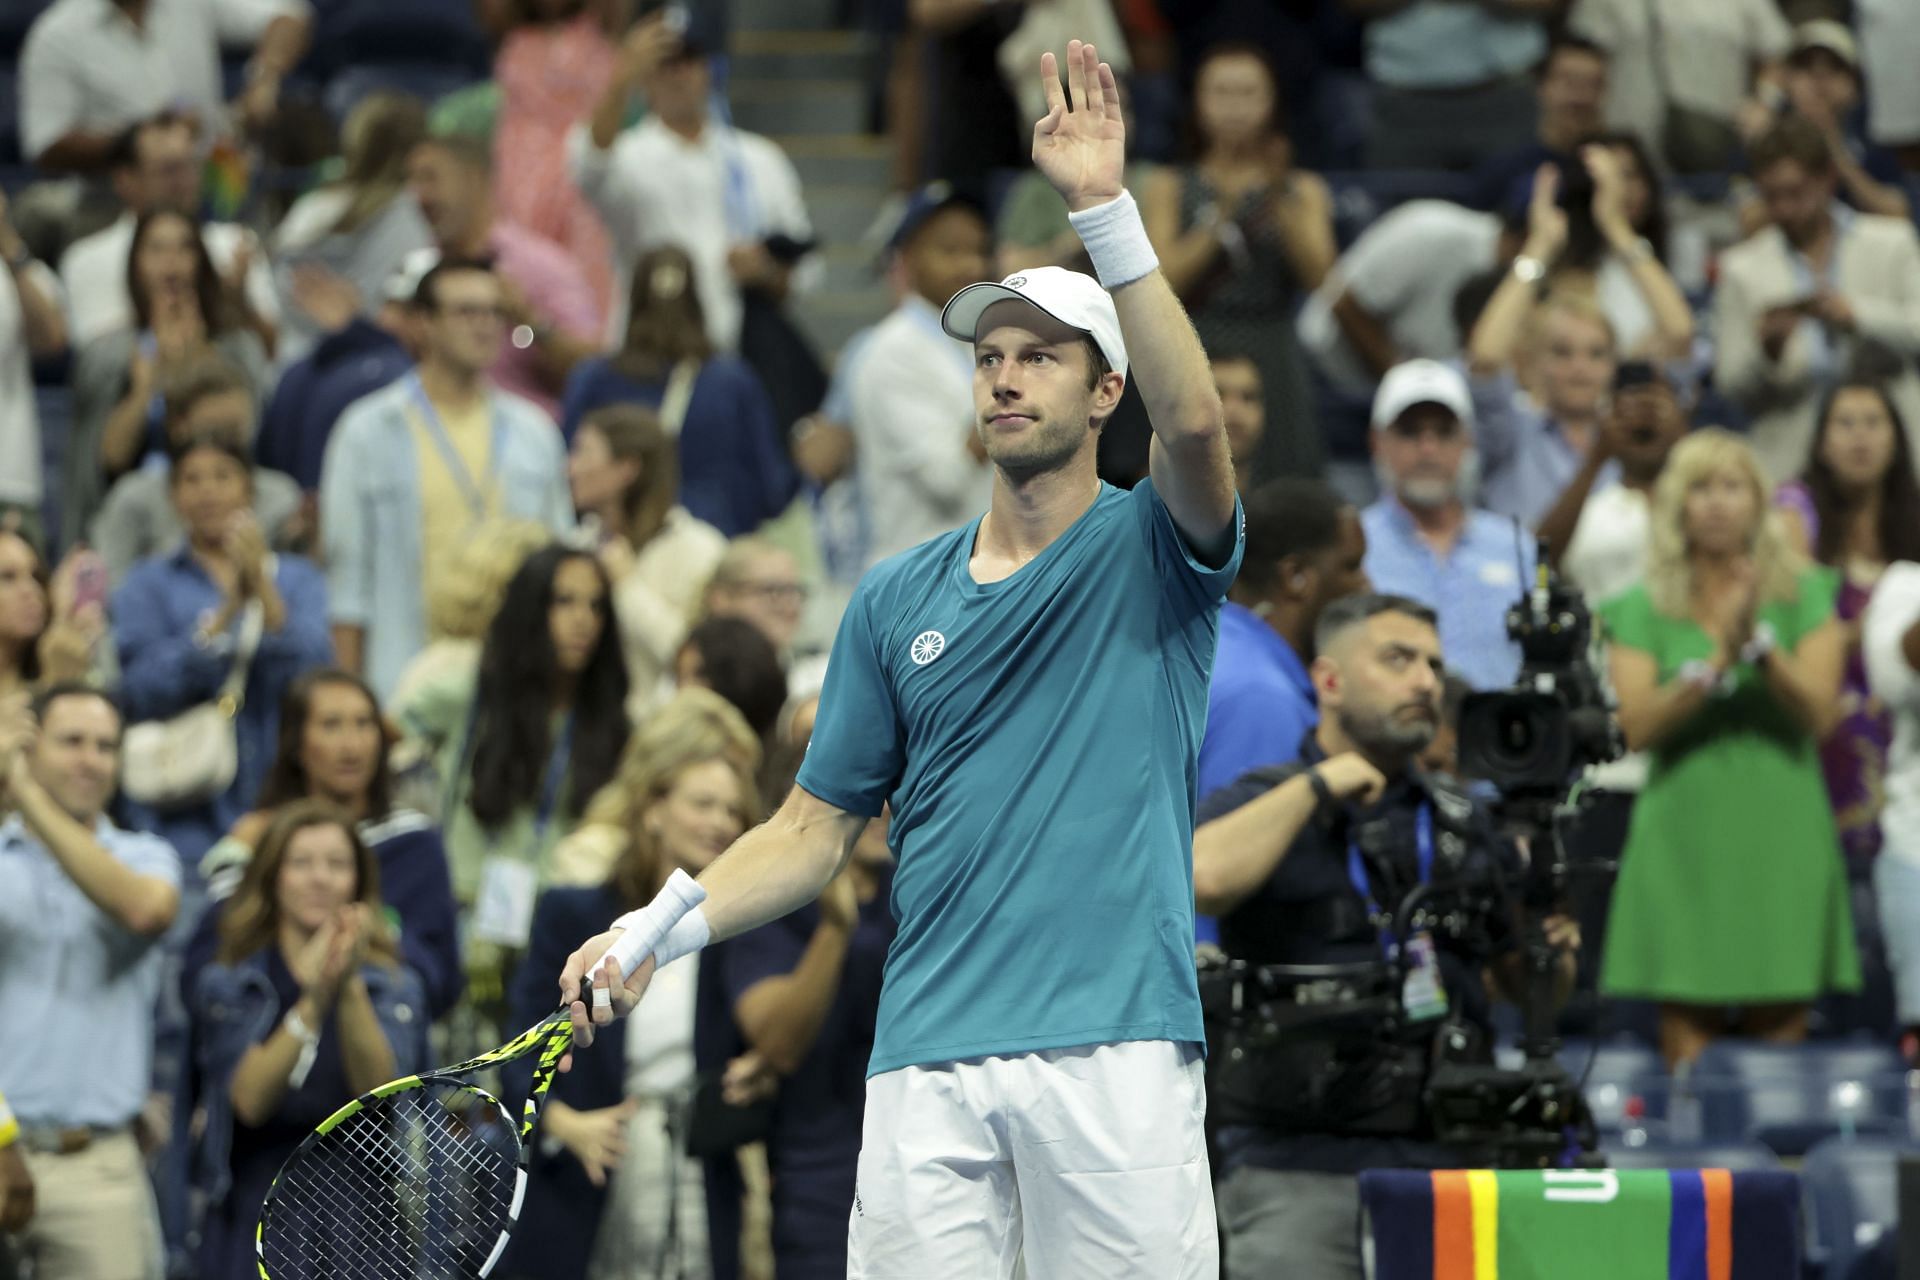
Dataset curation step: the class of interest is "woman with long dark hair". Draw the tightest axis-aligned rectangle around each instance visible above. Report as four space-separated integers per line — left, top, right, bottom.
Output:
559 246 797 537
1541 133 1696 359
396 542 630 1026
189 801 429 1280
67 209 271 546
187 668 463 1019
1776 376 1920 867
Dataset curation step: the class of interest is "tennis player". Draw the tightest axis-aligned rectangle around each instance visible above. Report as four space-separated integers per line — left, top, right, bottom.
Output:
560 39 1239 1276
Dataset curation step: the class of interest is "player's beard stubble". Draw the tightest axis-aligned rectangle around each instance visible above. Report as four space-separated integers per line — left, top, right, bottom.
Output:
982 403 1095 485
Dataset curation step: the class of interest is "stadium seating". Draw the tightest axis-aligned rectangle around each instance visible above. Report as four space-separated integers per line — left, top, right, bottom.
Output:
1692 1041 1907 1156
1599 1139 1782 1172
1800 1137 1913 1280
1562 1038 1668 1135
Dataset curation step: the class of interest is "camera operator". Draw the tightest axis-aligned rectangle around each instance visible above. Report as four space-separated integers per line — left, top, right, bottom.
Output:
1193 593 1578 1280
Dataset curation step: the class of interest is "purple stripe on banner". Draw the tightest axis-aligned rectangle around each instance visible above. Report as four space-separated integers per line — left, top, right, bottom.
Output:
1729 1170 1804 1280
1357 1170 1438 1280
1668 1169 1707 1280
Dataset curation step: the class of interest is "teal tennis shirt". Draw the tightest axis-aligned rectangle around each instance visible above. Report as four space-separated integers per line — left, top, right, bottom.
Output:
797 479 1244 1076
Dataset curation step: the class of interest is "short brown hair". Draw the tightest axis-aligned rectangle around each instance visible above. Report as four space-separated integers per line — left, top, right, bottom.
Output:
162 353 254 436
1749 115 1835 176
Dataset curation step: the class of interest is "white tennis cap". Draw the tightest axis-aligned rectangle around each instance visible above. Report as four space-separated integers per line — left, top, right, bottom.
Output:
1371 358 1474 431
941 266 1129 379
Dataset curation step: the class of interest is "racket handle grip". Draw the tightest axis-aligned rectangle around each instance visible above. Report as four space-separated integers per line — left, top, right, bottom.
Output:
602 868 708 981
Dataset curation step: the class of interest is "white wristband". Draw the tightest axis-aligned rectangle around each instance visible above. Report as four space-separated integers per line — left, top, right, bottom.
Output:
604 868 707 979
651 908 711 971
1066 191 1159 290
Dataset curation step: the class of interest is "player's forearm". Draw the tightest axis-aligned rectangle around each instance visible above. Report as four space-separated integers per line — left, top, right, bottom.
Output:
1193 774 1318 916
690 797 860 946
15 777 176 937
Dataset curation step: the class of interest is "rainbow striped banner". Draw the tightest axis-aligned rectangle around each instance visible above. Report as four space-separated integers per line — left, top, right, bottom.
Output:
1360 1168 1801 1279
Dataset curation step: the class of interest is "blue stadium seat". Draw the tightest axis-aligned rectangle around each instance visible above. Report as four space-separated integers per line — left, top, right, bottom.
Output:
1801 1137 1913 1280
1600 1139 1782 1172
1693 1041 1907 1156
1563 1039 1667 1135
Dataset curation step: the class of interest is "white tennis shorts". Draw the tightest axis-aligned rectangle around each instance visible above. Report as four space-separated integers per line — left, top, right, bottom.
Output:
846 1038 1218 1279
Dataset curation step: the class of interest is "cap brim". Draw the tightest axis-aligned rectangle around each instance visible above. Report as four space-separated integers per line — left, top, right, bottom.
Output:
940 281 1082 345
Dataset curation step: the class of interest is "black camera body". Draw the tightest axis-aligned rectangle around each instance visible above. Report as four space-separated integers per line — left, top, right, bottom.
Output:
1457 553 1621 803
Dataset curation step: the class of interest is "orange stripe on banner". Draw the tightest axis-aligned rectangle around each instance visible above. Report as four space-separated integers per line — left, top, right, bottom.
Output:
1433 1170 1476 1280
1702 1168 1732 1280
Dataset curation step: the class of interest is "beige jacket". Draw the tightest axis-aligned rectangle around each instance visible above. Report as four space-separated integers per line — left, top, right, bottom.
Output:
1712 212 1920 483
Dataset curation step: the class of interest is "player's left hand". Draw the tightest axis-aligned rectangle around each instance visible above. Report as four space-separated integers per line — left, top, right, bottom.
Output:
1032 40 1126 214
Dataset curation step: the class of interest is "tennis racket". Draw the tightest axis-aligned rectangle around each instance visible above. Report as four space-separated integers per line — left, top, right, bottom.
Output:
254 870 707 1279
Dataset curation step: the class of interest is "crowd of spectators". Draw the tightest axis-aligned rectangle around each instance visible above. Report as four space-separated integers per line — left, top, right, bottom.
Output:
3 0 1920 1277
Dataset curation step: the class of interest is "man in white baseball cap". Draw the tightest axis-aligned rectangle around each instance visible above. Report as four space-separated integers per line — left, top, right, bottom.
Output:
558 37 1239 1280
1361 357 1531 689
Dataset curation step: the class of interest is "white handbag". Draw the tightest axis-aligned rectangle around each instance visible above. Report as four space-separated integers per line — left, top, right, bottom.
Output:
121 600 264 811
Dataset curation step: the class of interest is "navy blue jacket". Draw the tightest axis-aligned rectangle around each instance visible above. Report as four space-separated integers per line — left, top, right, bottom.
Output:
494 885 742 1280
257 319 413 491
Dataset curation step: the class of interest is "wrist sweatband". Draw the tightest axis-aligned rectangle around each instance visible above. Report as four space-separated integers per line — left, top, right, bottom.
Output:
1740 620 1778 667
1306 767 1335 811
1067 191 1159 290
651 908 712 971
607 868 710 976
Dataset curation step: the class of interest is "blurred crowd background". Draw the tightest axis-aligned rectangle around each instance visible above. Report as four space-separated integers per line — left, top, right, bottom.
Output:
3 0 1920 1276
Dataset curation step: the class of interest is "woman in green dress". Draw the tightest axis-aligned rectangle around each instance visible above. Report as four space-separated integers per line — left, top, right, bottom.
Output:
1600 428 1857 1068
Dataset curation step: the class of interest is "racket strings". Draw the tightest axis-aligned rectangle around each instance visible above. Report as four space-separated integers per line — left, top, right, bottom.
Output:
260 1081 521 1279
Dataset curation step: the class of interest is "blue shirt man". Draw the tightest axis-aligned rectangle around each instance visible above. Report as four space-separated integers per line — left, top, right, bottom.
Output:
1198 478 1369 942
1361 359 1534 690
0 685 181 1277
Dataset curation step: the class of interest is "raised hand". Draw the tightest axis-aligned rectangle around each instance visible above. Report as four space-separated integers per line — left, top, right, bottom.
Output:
1033 40 1127 214
1522 164 1568 263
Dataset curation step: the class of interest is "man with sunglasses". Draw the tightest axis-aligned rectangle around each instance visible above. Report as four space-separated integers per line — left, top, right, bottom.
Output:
1360 358 1533 690
319 258 574 700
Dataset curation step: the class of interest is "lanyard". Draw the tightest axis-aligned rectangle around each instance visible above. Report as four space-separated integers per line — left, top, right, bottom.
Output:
408 374 505 521
530 715 575 847
1346 801 1434 960
451 710 574 849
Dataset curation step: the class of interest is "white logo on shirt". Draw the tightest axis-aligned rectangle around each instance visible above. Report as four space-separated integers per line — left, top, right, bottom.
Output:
910 631 946 666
